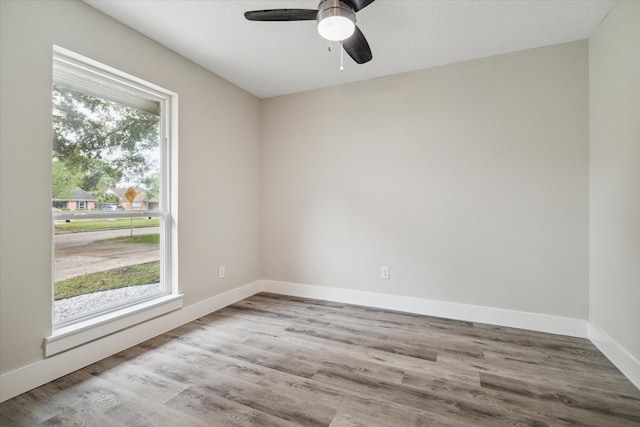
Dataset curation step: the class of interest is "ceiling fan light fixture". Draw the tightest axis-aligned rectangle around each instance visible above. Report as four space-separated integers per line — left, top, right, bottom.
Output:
317 0 356 41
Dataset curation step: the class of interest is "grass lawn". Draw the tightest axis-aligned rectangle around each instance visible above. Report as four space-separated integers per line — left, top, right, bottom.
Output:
95 234 160 244
55 217 160 233
54 261 160 300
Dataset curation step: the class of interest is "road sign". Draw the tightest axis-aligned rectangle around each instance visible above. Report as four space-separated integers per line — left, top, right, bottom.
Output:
125 187 137 203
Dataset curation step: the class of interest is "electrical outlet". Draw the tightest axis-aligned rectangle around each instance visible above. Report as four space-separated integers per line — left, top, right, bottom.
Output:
218 265 225 279
381 265 390 279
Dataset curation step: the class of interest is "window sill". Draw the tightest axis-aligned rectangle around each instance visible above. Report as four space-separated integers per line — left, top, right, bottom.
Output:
44 294 183 357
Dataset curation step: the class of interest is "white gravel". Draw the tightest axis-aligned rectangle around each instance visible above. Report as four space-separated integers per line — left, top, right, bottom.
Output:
53 283 164 324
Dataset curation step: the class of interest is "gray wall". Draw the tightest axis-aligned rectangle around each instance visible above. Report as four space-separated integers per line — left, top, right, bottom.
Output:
0 0 262 375
261 41 590 318
589 1 640 362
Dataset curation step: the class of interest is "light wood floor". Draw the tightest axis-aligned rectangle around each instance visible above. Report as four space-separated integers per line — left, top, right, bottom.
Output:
1 292 639 426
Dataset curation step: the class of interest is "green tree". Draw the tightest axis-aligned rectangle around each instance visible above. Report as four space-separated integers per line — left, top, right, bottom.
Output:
52 159 82 200
52 85 159 192
82 158 121 196
96 193 120 205
143 170 160 201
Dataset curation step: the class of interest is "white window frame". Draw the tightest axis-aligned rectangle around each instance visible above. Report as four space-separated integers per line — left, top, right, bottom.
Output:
45 46 181 357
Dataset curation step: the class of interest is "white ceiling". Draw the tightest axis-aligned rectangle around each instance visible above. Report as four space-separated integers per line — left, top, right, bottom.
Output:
84 0 614 99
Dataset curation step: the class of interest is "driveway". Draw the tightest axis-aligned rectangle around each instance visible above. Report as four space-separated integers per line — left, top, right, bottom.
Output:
54 227 160 282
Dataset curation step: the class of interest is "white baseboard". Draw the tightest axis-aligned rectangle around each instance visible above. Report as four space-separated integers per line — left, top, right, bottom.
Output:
0 281 261 403
588 323 640 390
260 280 589 338
3 279 637 402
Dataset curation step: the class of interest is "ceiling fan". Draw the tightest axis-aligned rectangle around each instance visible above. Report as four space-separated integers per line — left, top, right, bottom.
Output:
244 0 375 65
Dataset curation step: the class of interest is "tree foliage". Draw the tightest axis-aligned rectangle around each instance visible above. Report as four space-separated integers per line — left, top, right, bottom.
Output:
52 85 160 195
81 158 120 197
96 192 120 204
52 159 82 200
143 171 160 201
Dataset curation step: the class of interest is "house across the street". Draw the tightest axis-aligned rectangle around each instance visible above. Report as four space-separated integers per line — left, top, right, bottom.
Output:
52 187 96 211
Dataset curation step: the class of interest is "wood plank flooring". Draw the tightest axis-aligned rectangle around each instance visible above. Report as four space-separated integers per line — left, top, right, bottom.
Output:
1 292 639 426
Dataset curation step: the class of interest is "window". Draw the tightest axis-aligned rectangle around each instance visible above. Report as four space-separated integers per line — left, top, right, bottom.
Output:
46 47 180 356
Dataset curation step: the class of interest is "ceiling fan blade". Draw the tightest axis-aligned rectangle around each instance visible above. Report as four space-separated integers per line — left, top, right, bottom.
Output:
244 9 318 21
342 26 372 64
342 0 375 13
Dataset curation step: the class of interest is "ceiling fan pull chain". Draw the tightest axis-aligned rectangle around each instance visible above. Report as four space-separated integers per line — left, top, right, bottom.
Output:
340 41 344 72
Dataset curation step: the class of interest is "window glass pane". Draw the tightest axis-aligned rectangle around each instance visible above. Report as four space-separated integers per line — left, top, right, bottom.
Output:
52 85 161 210
51 63 167 326
53 216 164 324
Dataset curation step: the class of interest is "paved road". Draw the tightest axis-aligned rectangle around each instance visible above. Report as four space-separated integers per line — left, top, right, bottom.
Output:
55 227 160 248
54 227 161 282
